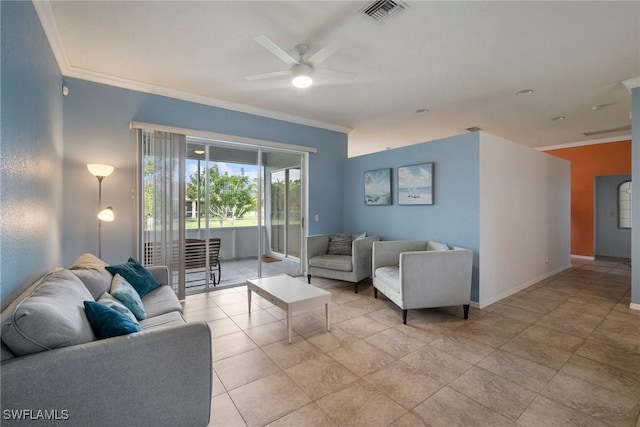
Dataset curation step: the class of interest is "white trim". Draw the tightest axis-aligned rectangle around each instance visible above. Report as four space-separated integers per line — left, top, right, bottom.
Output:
623 77 640 92
32 1 350 136
571 254 595 261
630 303 640 312
535 135 631 152
32 0 70 73
476 264 572 309
130 121 318 154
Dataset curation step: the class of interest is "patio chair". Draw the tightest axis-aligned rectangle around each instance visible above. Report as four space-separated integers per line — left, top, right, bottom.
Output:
207 238 222 286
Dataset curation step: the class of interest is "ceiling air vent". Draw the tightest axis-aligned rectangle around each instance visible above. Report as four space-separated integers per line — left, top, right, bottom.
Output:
361 0 408 23
582 124 631 136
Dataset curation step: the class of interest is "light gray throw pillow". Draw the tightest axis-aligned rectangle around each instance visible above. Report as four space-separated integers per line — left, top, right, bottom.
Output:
69 253 113 299
1 270 96 356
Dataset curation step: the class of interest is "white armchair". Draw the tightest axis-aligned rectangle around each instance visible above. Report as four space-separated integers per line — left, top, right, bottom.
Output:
307 233 380 293
372 240 473 324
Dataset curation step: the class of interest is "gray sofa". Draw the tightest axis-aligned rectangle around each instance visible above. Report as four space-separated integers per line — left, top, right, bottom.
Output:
372 240 473 324
306 233 380 293
1 254 212 427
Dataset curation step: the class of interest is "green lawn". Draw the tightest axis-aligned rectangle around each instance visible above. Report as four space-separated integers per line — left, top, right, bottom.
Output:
185 217 258 228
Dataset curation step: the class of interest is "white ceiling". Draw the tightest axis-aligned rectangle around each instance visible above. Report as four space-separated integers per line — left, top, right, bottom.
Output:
40 1 639 157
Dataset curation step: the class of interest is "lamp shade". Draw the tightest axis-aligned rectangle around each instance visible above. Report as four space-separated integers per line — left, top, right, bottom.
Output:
87 164 114 178
97 207 115 222
291 63 313 88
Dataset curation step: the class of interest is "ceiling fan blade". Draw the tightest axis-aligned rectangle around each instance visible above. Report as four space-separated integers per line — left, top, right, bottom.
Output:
308 41 341 66
253 35 298 66
244 70 291 81
316 68 357 81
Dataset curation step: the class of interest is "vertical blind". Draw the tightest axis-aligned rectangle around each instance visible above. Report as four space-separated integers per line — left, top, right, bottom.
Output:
138 129 187 299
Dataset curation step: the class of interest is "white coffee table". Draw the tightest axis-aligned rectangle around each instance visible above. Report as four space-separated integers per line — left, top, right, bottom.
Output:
247 274 331 344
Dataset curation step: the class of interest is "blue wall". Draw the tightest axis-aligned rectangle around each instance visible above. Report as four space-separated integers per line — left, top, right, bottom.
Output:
1 1 64 310
62 78 347 265
343 133 481 301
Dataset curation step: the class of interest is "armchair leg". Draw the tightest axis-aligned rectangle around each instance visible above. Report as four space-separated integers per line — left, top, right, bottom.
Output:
402 310 408 324
354 282 358 294
307 274 311 284
374 288 378 299
463 304 470 320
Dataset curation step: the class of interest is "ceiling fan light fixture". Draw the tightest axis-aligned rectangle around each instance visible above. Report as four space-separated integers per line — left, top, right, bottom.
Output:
291 63 313 88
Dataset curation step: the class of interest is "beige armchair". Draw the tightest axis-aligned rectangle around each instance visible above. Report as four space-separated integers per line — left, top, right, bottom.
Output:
307 233 380 293
372 240 473 323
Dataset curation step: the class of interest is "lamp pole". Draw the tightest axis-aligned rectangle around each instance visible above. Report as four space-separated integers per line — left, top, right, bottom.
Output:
97 175 104 258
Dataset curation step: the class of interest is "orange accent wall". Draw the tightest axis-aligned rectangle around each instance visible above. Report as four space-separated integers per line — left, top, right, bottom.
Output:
545 140 631 257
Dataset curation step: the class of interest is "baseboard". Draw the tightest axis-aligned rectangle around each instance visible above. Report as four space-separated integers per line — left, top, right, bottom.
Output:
477 264 572 309
571 254 595 261
630 303 640 312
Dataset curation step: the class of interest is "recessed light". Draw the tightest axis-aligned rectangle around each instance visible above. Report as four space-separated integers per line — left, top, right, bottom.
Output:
416 108 429 114
551 116 566 121
592 104 608 111
516 89 534 96
466 126 482 132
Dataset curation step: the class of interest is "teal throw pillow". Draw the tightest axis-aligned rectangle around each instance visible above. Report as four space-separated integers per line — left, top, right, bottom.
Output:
97 291 139 326
106 257 159 297
110 274 147 320
84 301 140 340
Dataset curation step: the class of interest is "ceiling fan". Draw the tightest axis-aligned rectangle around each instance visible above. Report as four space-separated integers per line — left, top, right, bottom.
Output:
244 35 355 88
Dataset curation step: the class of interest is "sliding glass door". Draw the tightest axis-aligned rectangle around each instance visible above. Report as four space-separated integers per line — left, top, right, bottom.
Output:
139 129 306 297
266 154 302 260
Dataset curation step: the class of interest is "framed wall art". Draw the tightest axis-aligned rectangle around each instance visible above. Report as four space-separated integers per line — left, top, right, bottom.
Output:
364 168 392 205
398 163 433 205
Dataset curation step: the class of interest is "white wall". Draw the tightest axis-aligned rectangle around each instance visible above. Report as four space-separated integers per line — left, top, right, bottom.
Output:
478 133 571 307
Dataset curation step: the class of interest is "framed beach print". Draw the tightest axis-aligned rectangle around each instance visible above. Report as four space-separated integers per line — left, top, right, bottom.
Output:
364 168 392 205
398 163 433 205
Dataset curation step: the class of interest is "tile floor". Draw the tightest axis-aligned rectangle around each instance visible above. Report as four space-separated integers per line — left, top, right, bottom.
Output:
182 258 640 427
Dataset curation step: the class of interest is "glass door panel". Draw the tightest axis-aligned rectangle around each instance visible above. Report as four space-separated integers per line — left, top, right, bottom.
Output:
186 141 259 292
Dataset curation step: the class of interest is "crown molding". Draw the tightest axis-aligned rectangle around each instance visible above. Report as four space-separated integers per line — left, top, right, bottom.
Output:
31 1 352 135
535 134 632 151
32 0 70 73
623 77 640 92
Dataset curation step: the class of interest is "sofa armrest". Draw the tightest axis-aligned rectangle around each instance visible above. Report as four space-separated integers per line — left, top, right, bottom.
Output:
1 322 212 427
352 235 380 280
400 249 473 308
147 265 169 286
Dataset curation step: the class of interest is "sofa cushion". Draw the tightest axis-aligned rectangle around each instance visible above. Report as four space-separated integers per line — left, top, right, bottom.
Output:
97 292 139 325
106 257 160 297
328 233 353 256
139 311 186 332
142 285 183 318
110 274 147 321
1 270 96 356
70 253 113 299
374 267 401 294
309 254 353 272
84 301 141 339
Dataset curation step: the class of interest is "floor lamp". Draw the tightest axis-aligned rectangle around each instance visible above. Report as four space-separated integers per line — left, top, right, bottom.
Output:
87 164 115 258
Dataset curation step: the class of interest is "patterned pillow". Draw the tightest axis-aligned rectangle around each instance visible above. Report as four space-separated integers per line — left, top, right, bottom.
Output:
96 292 139 325
110 274 147 321
328 233 353 255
